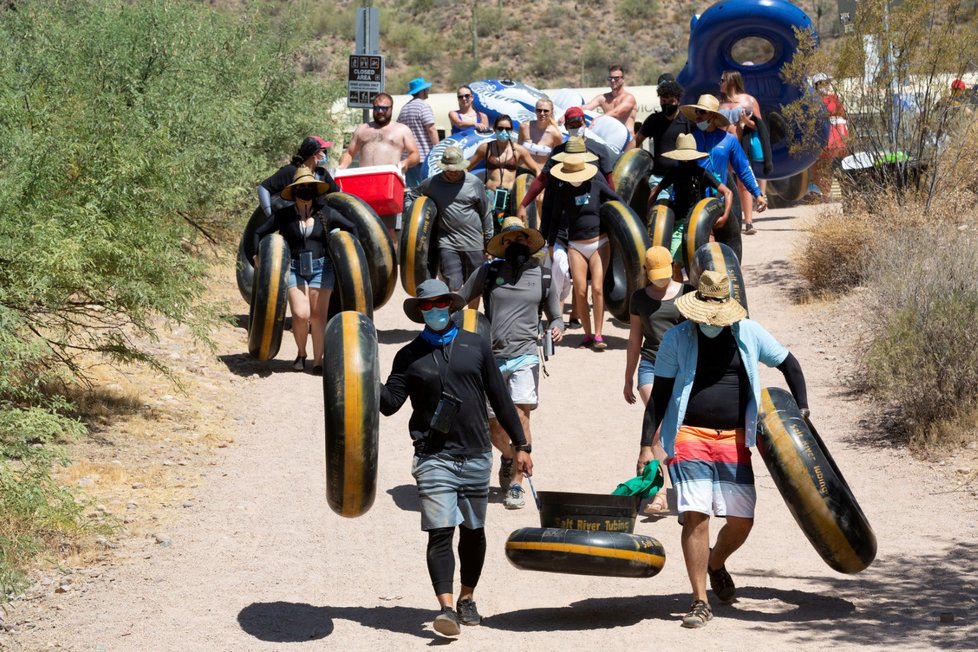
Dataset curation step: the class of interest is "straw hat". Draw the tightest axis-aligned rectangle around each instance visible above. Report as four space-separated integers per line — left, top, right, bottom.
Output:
680 94 730 127
403 279 466 324
280 165 330 200
663 133 708 161
551 137 598 182
644 246 674 282
486 217 546 258
675 270 746 326
551 136 598 162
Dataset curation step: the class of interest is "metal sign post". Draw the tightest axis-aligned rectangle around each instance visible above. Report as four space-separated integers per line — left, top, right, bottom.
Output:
352 5 382 122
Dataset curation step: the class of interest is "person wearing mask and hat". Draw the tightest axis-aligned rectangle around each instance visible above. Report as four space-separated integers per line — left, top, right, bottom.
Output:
251 166 359 375
257 136 339 219
636 269 809 629
545 137 623 350
648 133 734 276
457 218 564 509
623 246 692 515
681 94 767 239
398 76 441 188
339 92 420 241
380 279 532 638
515 105 619 225
411 146 492 298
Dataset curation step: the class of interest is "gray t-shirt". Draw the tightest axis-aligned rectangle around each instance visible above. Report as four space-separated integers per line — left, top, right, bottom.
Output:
629 285 691 364
458 260 564 359
415 172 492 252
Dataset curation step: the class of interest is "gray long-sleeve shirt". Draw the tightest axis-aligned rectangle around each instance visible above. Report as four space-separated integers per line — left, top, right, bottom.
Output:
413 172 492 252
458 260 565 359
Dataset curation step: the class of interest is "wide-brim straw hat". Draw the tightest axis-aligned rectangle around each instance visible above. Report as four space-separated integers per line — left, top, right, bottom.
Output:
403 279 466 324
486 217 546 258
675 269 747 326
663 133 708 161
552 136 598 163
280 165 330 200
551 158 598 183
680 94 730 127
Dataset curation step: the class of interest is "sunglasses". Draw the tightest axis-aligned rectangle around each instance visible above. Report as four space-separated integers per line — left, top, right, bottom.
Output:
457 93 472 99
496 127 512 132
535 108 551 114
608 76 623 81
694 109 709 116
372 105 391 112
418 298 452 311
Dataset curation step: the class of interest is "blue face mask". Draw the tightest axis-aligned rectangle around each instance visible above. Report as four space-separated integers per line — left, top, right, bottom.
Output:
699 323 724 338
422 307 451 331
495 129 512 142
696 120 711 131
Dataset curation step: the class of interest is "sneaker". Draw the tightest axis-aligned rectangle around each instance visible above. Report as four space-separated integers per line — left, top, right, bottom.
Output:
504 483 525 509
681 600 713 628
708 562 736 603
292 356 306 371
311 365 324 376
456 597 482 626
568 318 582 329
743 223 757 235
432 606 461 636
592 335 607 350
498 456 513 490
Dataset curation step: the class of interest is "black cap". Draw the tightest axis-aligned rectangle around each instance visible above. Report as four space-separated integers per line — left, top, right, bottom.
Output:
297 136 323 159
657 72 676 85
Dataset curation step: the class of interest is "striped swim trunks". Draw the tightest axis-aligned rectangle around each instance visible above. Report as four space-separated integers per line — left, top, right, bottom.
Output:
667 425 756 518
411 451 491 531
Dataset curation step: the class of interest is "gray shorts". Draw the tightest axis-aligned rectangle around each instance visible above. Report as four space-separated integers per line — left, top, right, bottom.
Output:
411 451 491 531
486 359 540 418
439 249 483 291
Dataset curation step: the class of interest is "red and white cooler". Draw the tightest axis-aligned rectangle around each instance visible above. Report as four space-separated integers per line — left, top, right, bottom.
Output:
333 164 405 215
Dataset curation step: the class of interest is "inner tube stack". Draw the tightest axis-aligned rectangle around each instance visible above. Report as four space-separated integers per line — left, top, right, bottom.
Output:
327 230 374 320
236 207 269 305
647 201 675 251
323 311 380 518
247 234 290 361
757 387 877 573
505 527 666 578
399 195 439 297
681 197 725 276
611 148 654 221
690 242 749 313
324 192 397 310
512 173 537 231
600 200 651 323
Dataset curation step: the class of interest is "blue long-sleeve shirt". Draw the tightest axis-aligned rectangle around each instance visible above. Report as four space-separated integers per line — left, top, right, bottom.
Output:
693 129 762 197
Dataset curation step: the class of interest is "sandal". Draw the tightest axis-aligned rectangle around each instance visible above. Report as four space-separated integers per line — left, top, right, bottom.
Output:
592 335 607 350
642 491 669 516
578 335 594 349
681 600 713 628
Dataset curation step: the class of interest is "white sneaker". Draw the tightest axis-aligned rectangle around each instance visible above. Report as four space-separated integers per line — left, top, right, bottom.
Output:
503 483 525 510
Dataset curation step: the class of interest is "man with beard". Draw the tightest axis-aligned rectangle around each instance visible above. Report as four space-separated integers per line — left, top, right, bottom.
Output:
338 92 420 241
457 218 564 509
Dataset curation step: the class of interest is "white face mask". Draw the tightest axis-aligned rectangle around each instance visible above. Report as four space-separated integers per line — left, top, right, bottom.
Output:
567 126 585 137
568 180 583 187
699 323 724 338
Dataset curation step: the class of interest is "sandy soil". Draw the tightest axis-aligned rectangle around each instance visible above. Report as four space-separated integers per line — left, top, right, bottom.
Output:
3 203 977 651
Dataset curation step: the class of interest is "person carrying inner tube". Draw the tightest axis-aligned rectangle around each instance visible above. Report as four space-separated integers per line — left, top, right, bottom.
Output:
623 246 691 515
252 166 359 375
682 94 767 243
467 114 540 232
257 136 338 219
636 270 809 629
518 97 564 167
449 85 489 135
720 71 769 234
457 218 564 509
380 279 532 638
545 137 623 350
647 133 734 279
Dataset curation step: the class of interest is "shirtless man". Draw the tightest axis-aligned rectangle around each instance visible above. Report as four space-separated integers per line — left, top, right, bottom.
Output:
339 92 420 240
583 64 638 146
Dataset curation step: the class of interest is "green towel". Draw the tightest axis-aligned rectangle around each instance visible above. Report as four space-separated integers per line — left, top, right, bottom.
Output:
611 461 664 500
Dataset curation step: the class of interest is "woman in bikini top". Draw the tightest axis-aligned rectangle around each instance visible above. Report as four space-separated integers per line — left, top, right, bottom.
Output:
467 114 540 193
449 85 489 135
519 98 564 166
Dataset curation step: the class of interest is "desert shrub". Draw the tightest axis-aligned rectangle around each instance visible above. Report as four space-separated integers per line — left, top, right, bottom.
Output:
450 59 480 89
0 0 340 600
530 38 559 79
617 0 658 22
861 222 978 450
795 209 876 295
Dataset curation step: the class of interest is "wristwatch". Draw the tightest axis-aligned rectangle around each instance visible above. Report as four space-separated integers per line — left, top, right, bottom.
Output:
514 444 532 454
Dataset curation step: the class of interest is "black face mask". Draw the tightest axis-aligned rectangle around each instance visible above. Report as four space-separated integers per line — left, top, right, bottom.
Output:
661 103 679 117
294 188 317 201
505 242 532 268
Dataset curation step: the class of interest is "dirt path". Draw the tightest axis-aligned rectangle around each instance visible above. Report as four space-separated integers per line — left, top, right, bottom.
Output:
4 204 977 651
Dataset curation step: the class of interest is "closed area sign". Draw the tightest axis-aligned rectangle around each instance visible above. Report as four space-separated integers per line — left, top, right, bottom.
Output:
348 55 385 109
